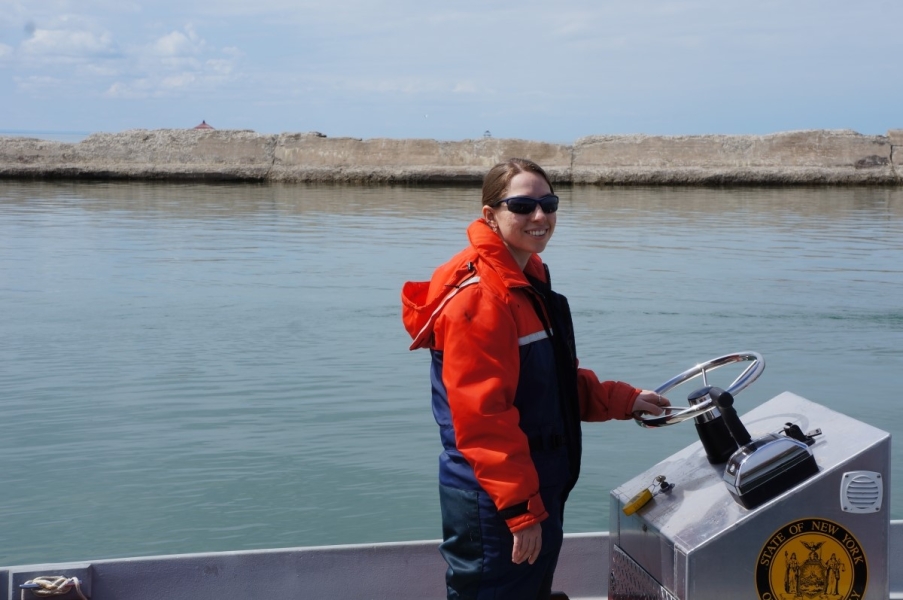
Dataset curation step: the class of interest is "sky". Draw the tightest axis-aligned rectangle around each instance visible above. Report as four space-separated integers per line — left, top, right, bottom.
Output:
1 0 901 143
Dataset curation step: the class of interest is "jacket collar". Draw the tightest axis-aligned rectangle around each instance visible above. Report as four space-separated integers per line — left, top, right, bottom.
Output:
466 219 547 288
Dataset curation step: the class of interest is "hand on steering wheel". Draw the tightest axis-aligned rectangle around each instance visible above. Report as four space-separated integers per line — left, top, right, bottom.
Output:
631 390 672 416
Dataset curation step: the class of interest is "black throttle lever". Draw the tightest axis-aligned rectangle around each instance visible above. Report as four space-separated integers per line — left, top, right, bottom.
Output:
709 387 751 446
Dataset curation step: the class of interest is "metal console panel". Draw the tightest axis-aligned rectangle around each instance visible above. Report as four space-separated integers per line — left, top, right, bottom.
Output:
610 392 891 600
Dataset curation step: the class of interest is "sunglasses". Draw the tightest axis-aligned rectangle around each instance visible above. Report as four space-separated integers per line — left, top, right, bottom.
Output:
490 194 559 215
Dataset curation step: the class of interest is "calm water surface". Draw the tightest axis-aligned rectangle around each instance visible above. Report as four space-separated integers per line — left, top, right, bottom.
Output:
1 182 901 566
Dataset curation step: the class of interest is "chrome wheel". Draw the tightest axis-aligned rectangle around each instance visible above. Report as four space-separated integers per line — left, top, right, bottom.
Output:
635 351 764 428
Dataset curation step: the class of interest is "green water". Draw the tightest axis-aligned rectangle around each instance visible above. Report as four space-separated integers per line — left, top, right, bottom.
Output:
1 182 901 566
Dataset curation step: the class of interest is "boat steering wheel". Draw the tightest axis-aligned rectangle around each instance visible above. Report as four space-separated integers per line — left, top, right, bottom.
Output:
635 351 765 428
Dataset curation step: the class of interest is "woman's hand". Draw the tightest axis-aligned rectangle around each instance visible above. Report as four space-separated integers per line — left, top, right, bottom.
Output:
511 523 542 564
631 390 671 416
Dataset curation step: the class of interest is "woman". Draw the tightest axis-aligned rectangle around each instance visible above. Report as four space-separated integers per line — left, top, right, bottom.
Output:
401 158 668 599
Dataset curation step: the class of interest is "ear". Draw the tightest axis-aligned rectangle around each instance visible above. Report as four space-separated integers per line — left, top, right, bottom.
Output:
482 205 496 229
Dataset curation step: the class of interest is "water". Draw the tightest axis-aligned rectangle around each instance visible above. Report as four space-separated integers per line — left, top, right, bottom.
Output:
1 182 901 567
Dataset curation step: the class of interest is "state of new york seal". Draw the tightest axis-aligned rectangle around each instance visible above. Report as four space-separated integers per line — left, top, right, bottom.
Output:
756 518 867 600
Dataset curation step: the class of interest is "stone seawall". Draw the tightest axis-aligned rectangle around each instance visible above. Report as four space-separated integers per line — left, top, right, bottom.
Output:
1 128 901 185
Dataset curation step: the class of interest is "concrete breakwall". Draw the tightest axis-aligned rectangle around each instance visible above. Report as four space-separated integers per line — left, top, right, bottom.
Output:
1 128 901 185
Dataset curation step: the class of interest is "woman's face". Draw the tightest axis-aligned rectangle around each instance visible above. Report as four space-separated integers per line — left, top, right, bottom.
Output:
483 171 556 269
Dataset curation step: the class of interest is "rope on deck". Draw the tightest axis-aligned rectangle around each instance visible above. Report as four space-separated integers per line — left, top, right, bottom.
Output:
20 576 88 600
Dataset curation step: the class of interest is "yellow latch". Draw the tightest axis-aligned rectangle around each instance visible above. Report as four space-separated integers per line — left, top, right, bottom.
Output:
623 488 654 515
622 475 674 516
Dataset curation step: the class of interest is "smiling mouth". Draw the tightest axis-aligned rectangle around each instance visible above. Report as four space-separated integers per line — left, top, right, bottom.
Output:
527 229 548 237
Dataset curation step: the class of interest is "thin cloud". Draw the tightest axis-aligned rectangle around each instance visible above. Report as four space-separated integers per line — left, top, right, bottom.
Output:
13 74 64 93
152 25 205 57
104 34 242 100
20 27 120 62
205 59 233 76
160 72 198 90
104 79 151 99
451 82 479 94
78 63 120 77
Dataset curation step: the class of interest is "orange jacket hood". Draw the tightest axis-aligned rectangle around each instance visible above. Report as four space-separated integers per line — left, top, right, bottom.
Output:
402 219 547 350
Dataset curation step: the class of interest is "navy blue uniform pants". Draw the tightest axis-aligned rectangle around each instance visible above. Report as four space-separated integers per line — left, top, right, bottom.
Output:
438 483 565 600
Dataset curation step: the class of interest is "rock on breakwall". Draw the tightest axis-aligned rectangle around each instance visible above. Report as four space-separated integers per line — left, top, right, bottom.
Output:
1 128 901 185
